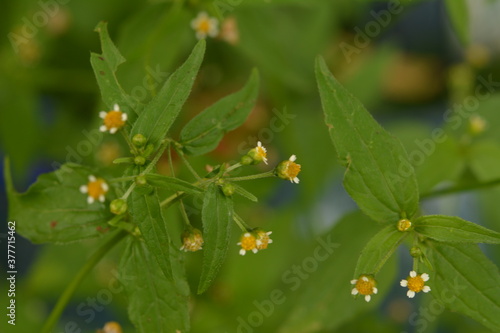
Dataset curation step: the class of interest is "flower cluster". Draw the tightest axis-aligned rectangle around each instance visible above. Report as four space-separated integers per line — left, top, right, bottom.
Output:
237 229 273 255
351 271 431 302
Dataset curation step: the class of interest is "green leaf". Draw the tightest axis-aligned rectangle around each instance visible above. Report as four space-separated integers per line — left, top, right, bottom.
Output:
198 183 233 294
279 211 398 333
232 183 258 202
354 224 407 277
445 0 469 45
180 69 260 155
144 174 203 195
427 242 500 331
316 56 419 223
416 135 465 194
120 237 190 333
4 160 113 244
90 21 141 116
129 189 174 281
131 40 206 150
468 141 500 182
414 215 500 244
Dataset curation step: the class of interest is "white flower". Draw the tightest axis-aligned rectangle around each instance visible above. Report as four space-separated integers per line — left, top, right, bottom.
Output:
237 232 258 255
400 271 431 298
191 12 219 40
99 103 127 134
80 175 108 204
351 275 378 302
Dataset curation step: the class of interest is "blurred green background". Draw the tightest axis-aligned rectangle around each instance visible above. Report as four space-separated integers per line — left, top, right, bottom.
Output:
1 0 500 332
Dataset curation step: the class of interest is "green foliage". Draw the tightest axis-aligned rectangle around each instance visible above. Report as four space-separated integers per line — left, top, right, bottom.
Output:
415 215 500 244
279 212 398 332
120 237 190 332
354 224 407 277
90 22 141 116
427 242 500 331
145 174 203 194
5 160 113 244
316 56 419 223
198 183 234 294
130 189 175 281
180 69 260 156
130 40 205 151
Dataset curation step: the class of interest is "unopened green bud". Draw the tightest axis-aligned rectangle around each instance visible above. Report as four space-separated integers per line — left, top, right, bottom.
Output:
410 246 422 258
134 156 146 166
142 144 155 157
110 199 128 215
240 155 253 165
132 134 147 148
135 175 147 186
221 183 235 197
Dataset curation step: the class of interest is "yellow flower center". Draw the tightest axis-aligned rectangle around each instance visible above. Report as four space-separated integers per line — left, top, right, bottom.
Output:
397 219 412 231
355 276 376 295
285 161 301 179
182 233 204 252
256 231 270 250
103 321 123 333
407 275 425 292
87 178 107 199
198 19 210 33
256 146 267 160
240 233 256 251
103 111 125 130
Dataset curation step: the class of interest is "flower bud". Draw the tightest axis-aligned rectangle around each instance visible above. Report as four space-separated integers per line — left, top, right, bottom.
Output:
180 228 204 252
134 156 146 166
132 133 147 147
221 183 235 197
275 155 301 183
135 175 147 186
397 218 412 232
410 246 422 258
110 199 128 215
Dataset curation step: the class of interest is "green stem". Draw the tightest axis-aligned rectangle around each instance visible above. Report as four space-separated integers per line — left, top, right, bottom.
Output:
121 129 139 155
109 176 136 183
174 145 202 181
179 200 192 227
420 178 500 200
40 230 127 333
233 213 251 232
226 171 275 182
225 162 242 174
143 140 170 175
